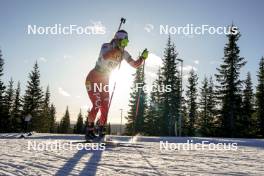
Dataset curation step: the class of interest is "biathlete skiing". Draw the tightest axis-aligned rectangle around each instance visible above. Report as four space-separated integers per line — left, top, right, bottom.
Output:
85 19 149 141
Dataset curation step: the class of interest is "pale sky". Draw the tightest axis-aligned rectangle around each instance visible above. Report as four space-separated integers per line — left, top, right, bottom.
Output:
1 0 263 124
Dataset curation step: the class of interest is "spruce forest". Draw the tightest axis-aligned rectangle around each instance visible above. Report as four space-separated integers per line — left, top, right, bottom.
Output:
1 26 264 138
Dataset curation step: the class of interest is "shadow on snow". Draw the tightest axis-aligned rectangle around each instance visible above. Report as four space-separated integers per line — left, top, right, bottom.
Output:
55 148 103 176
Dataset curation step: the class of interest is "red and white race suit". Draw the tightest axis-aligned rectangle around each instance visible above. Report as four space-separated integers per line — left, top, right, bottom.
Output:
85 42 143 126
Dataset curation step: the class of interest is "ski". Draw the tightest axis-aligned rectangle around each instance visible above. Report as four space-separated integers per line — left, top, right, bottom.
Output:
18 132 33 139
72 136 142 147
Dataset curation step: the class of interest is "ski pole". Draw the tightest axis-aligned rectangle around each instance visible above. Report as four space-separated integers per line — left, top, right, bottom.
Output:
133 52 146 136
107 18 126 115
118 18 126 31
108 59 121 110
135 60 145 117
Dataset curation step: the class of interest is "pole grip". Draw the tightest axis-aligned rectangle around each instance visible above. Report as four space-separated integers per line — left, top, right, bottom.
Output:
118 17 126 31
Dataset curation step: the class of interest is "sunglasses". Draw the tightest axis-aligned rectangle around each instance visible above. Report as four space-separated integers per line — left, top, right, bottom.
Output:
120 38 129 47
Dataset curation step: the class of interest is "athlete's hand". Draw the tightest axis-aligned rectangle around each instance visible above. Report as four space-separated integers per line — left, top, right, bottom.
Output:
141 49 149 60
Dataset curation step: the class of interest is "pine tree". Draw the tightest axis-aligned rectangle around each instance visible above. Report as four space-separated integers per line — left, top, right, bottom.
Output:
106 122 111 135
74 110 84 134
3 79 15 132
49 104 56 133
186 69 198 136
256 57 264 137
215 26 246 137
181 97 189 136
56 122 60 133
0 50 6 132
39 86 51 132
11 82 22 132
23 62 44 131
5 79 14 114
207 77 217 135
145 68 164 136
59 106 71 133
199 77 209 136
160 37 181 136
240 72 254 137
199 76 216 136
125 62 147 135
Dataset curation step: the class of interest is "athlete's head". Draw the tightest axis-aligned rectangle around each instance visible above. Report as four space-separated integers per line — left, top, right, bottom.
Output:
114 30 129 49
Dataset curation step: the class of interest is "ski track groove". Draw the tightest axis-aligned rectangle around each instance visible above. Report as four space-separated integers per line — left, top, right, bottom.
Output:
1 134 264 175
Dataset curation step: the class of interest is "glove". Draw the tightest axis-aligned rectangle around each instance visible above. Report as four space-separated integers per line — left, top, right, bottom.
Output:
141 49 149 60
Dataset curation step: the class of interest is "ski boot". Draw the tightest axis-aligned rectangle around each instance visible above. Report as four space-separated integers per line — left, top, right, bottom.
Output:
85 122 97 141
98 125 106 139
19 134 25 138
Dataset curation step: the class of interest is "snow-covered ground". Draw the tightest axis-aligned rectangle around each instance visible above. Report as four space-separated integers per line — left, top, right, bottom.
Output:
0 133 264 176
